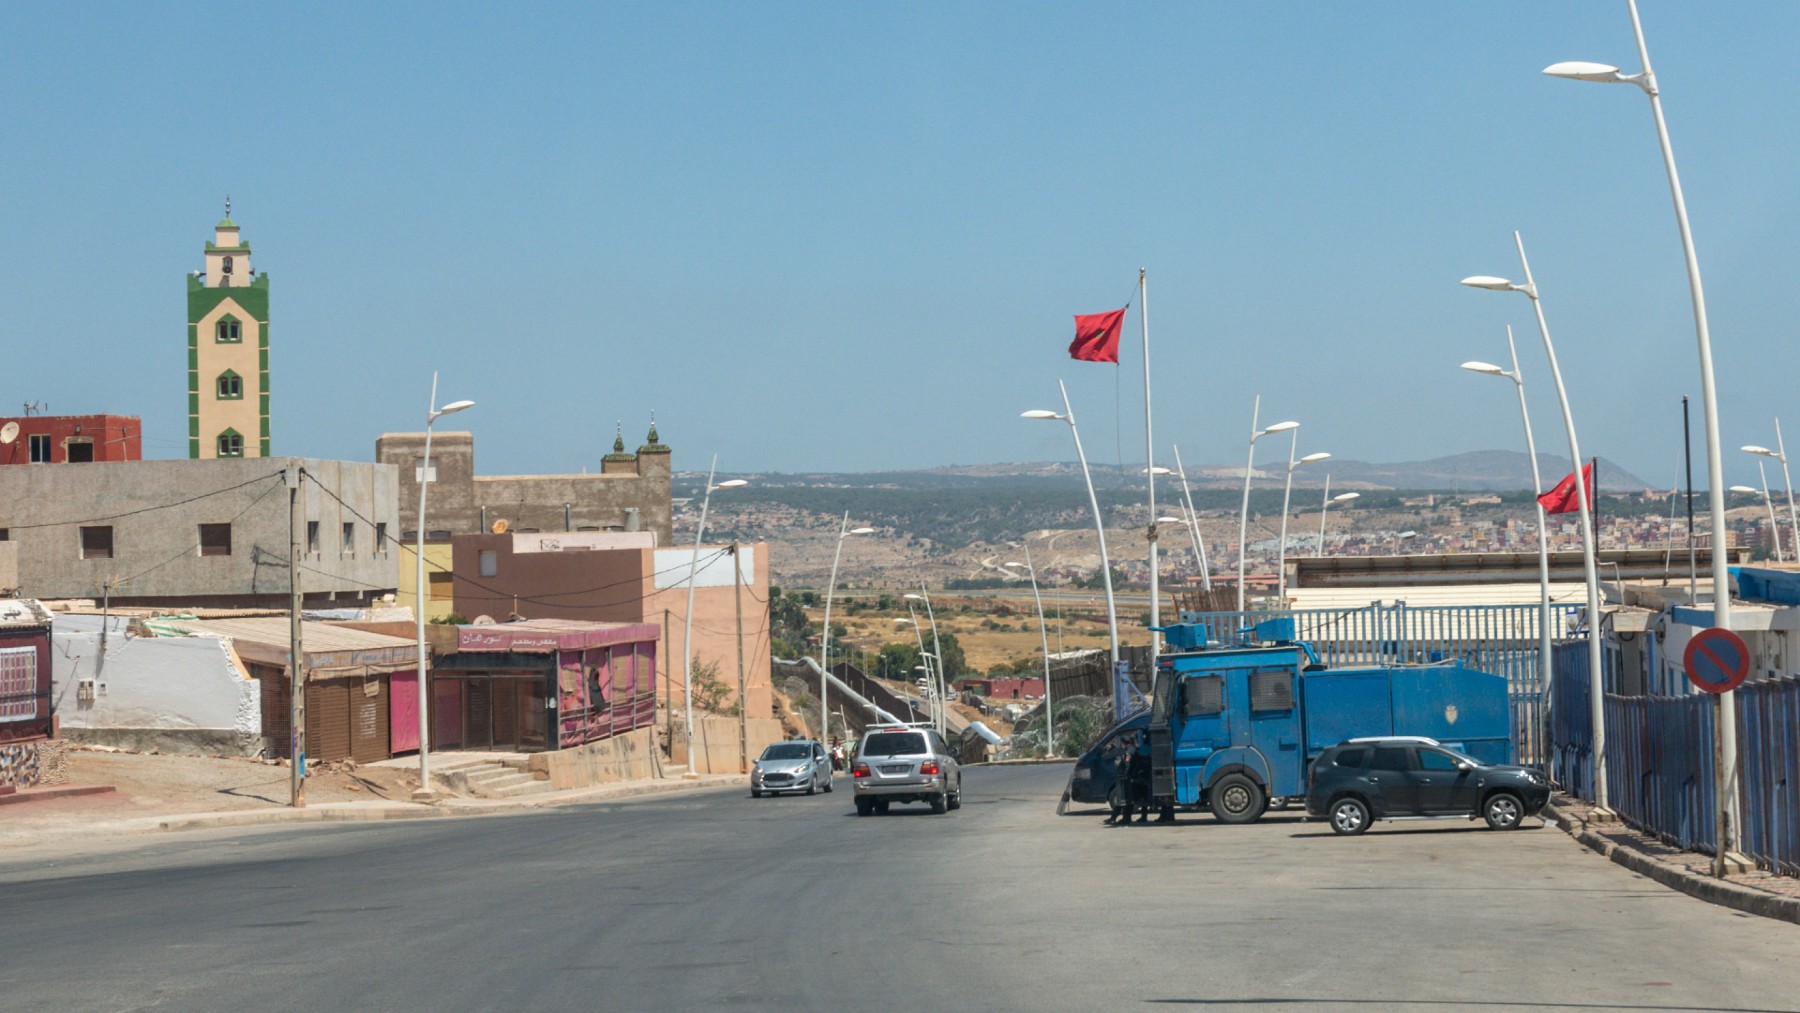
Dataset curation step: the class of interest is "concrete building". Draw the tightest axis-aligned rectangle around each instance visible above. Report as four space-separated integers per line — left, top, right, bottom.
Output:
376 420 673 547
0 457 399 608
0 414 141 465
445 532 772 719
188 209 271 459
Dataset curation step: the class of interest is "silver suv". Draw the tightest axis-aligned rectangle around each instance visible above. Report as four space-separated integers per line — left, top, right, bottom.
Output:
851 725 961 816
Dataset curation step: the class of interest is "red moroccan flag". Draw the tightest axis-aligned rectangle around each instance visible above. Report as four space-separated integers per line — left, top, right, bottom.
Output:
1538 460 1595 515
1070 307 1126 363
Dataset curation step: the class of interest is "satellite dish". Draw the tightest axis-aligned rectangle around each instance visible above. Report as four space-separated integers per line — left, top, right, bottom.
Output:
472 614 497 625
0 422 17 445
491 518 510 534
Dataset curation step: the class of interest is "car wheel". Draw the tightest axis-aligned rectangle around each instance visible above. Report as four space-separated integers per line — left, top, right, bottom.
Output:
1209 773 1266 825
1329 796 1370 835
930 793 948 814
805 781 816 796
751 789 762 798
855 798 873 817
1484 791 1525 831
947 779 962 811
823 777 833 794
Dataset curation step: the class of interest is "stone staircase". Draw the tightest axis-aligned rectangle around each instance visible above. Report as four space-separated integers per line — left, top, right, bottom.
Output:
434 756 556 799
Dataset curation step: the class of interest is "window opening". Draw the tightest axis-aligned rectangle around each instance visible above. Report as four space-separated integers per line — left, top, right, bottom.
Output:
1182 675 1225 717
216 431 243 457
28 434 51 463
80 526 113 559
199 523 232 557
0 646 38 722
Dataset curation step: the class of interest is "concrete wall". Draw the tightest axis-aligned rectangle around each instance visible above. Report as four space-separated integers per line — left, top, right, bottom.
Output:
0 542 16 596
0 457 398 606
527 726 660 788
647 544 773 719
51 615 263 755
377 430 672 545
674 715 783 775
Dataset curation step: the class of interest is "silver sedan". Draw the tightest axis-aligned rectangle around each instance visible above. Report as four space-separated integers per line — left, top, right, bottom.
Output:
750 740 833 797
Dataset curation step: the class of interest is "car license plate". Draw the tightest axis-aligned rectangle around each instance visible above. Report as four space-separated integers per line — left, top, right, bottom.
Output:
880 764 910 775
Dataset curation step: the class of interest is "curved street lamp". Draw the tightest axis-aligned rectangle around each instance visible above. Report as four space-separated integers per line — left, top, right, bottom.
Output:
1004 545 1055 756
1171 445 1212 592
904 590 946 735
1024 380 1123 713
1462 231 1606 810
1462 324 1555 767
1743 436 1799 564
1237 395 1299 612
1319 486 1359 553
415 373 473 798
1731 472 1783 563
818 517 875 747
681 463 747 768
1277 445 1330 601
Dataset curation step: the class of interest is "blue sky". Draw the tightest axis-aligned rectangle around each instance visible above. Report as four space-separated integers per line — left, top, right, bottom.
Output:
3 3 1798 487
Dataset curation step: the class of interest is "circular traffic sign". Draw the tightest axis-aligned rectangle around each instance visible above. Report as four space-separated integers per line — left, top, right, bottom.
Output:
1684 627 1750 695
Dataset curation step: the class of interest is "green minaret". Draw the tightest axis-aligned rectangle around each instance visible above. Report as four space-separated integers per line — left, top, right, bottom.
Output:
188 201 270 458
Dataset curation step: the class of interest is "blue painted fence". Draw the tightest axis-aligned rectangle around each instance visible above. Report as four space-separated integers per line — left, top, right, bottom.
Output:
1553 640 1800 877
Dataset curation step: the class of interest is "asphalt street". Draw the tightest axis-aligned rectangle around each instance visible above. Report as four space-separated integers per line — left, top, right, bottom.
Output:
3 764 1798 1013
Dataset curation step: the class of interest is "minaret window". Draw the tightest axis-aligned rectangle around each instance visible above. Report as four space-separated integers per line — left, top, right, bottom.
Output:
216 370 243 400
215 318 242 343
216 430 244 458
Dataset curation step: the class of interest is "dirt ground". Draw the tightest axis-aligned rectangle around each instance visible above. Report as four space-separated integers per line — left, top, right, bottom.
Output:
0 749 425 837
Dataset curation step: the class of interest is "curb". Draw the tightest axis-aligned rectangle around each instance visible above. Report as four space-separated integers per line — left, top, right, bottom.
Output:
1545 802 1800 926
158 804 442 832
437 776 742 814
0 784 117 807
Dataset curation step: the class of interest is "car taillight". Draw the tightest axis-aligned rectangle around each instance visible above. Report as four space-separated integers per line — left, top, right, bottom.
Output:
920 762 940 776
852 763 870 778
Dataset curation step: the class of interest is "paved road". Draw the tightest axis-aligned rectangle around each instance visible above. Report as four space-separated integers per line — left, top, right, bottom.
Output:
5 764 1798 1012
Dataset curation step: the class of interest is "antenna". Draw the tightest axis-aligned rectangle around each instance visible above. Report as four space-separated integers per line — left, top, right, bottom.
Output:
0 422 17 445
21 401 45 417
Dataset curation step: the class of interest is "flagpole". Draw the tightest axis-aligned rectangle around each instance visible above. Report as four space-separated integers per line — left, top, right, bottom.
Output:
1139 268 1160 667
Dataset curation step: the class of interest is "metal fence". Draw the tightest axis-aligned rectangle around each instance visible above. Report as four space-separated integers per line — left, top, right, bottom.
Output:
1738 676 1800 876
1554 644 1800 877
1186 603 1581 765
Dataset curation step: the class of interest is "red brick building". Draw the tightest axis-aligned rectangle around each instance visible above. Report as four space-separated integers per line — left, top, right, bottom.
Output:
0 414 141 465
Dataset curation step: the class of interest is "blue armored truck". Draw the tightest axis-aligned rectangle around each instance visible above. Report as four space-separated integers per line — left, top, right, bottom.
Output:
1065 616 1513 824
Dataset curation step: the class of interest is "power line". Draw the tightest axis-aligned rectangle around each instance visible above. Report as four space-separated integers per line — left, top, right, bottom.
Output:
4 471 283 531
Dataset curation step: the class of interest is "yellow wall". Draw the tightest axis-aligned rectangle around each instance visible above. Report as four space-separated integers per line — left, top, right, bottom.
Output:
395 540 457 623
194 296 264 459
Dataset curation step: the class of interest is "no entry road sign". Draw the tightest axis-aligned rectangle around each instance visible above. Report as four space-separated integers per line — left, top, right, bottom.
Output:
1683 627 1750 695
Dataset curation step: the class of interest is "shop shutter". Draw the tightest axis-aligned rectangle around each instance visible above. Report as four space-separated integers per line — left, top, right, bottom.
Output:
307 679 352 762
350 675 391 763
254 664 292 758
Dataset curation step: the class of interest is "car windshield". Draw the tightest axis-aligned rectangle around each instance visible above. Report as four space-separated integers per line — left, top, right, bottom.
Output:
860 732 926 757
760 743 812 761
1437 747 1482 766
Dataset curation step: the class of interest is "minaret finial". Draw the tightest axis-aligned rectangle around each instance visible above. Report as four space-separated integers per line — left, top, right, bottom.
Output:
612 421 625 454
225 194 231 219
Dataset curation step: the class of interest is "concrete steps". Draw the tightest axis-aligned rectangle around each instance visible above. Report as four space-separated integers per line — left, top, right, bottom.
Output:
434 757 555 799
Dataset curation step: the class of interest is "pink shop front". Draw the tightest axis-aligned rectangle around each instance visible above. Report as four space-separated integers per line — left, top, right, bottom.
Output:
432 619 658 752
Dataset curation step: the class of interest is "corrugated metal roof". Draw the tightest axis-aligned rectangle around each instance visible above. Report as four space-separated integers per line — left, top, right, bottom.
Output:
160 616 417 675
1284 582 1590 610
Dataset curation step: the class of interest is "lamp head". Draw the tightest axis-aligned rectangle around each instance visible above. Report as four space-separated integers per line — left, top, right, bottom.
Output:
1730 485 1760 495
1021 409 1064 421
1398 530 1417 538
1003 561 1025 568
430 399 475 423
1742 445 1778 458
1259 420 1299 439
903 593 924 601
847 527 876 536
1297 452 1332 466
1461 361 1507 377
1543 60 1625 83
1333 492 1361 503
1145 466 1172 476
714 479 748 489
1460 276 1517 292
1155 516 1184 524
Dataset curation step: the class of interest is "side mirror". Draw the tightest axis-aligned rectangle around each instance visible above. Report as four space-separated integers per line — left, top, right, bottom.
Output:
1456 761 1474 772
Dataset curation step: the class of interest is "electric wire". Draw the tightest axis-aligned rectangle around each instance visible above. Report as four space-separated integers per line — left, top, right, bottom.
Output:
4 471 283 531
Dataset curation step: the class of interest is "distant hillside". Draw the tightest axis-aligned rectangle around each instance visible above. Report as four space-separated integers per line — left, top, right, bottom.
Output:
680 451 1650 496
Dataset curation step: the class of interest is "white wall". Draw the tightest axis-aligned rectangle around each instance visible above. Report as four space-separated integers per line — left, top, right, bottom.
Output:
52 616 262 754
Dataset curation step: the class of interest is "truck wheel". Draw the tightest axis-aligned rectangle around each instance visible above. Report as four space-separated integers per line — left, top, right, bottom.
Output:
1210 773 1266 825
1329 796 1370 835
1483 791 1524 830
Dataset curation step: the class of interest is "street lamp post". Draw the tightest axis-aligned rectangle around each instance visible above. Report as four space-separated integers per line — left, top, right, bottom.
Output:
1544 0 1732 868
681 459 746 773
818 515 875 749
1277 437 1330 602
896 612 933 727
905 589 945 736
1237 396 1300 613
1462 231 1608 811
1463 324 1556 768
414 373 473 800
1005 543 1055 756
1730 482 1781 563
1743 435 1799 563
1171 446 1212 591
1024 380 1124 714
1319 488 1359 554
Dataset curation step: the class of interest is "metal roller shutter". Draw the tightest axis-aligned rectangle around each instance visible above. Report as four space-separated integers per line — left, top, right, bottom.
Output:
307 679 352 763
350 675 391 763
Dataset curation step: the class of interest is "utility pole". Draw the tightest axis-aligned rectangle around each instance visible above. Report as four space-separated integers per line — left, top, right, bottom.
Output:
732 541 748 775
287 464 306 808
662 607 672 746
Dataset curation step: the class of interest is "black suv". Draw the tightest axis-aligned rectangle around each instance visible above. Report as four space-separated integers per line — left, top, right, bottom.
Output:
1305 737 1551 835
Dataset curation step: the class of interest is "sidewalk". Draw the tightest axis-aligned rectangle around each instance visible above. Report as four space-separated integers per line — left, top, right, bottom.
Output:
1547 794 1800 925
0 771 744 848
